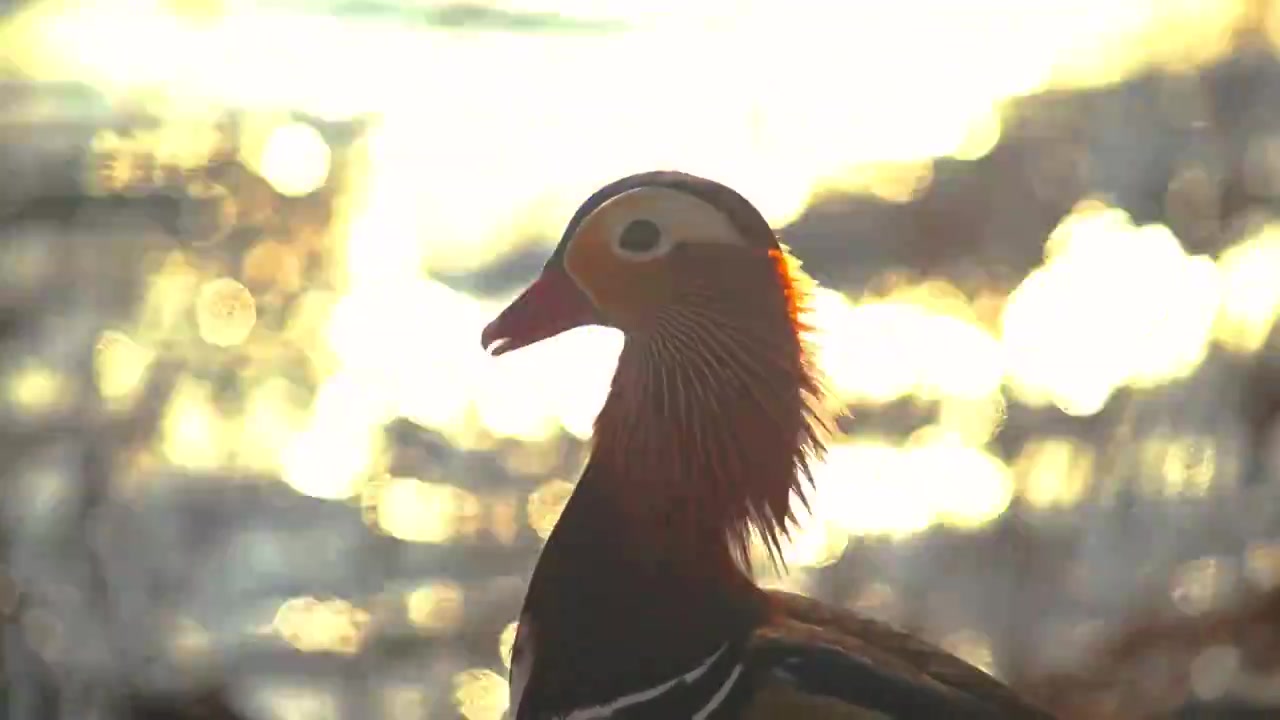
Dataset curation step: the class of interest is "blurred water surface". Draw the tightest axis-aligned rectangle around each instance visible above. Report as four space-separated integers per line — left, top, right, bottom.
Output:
2 1 1280 718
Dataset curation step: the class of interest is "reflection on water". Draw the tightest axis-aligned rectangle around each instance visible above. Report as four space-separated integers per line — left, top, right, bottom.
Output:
2 0 1280 718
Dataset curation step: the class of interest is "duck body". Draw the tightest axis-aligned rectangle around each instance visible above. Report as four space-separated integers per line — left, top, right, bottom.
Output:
483 171 1055 719
510 468 1051 720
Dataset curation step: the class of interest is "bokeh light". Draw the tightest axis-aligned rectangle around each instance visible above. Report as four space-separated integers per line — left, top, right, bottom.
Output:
452 669 508 720
372 478 481 544
195 277 257 347
1216 225 1280 354
1014 438 1097 510
1002 201 1220 416
246 120 332 198
806 432 1015 541
272 596 371 655
6 0 1280 716
525 479 574 541
499 621 519 669
93 330 155 402
406 581 465 634
257 685 342 720
5 364 72 418
159 376 227 470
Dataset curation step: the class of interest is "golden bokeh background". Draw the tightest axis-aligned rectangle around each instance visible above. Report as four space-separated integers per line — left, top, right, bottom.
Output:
2 0 1280 718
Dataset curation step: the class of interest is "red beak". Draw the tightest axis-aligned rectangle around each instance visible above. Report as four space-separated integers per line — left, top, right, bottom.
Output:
481 267 600 356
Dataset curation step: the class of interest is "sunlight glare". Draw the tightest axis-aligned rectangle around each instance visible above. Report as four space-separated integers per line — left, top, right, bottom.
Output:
811 286 1004 406
279 382 385 499
1002 202 1220 416
812 440 935 538
159 376 226 470
374 478 480 544
235 377 309 473
1215 225 1280 354
246 120 331 197
779 490 851 570
904 428 1015 528
475 325 620 442
812 432 1013 539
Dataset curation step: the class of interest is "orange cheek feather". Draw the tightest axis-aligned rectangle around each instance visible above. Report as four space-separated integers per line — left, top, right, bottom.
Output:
564 222 672 331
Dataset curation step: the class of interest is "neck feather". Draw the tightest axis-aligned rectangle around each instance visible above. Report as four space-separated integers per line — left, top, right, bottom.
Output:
588 247 830 570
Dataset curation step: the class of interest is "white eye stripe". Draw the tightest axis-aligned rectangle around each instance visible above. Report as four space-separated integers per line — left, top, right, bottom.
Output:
588 186 748 263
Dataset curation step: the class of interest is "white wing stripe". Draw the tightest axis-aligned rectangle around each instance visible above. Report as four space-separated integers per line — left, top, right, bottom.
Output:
561 644 728 720
692 662 743 720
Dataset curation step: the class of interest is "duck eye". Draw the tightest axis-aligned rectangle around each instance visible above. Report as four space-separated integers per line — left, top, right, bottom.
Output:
617 219 662 254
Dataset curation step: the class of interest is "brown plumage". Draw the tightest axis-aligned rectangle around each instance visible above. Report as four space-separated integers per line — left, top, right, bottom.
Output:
482 170 1056 719
593 241 826 566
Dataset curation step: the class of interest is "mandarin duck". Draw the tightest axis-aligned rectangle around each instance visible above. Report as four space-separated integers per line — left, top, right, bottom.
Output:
482 171 1056 719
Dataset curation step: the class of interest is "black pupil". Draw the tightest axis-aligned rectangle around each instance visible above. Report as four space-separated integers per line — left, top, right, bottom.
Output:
618 219 662 253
